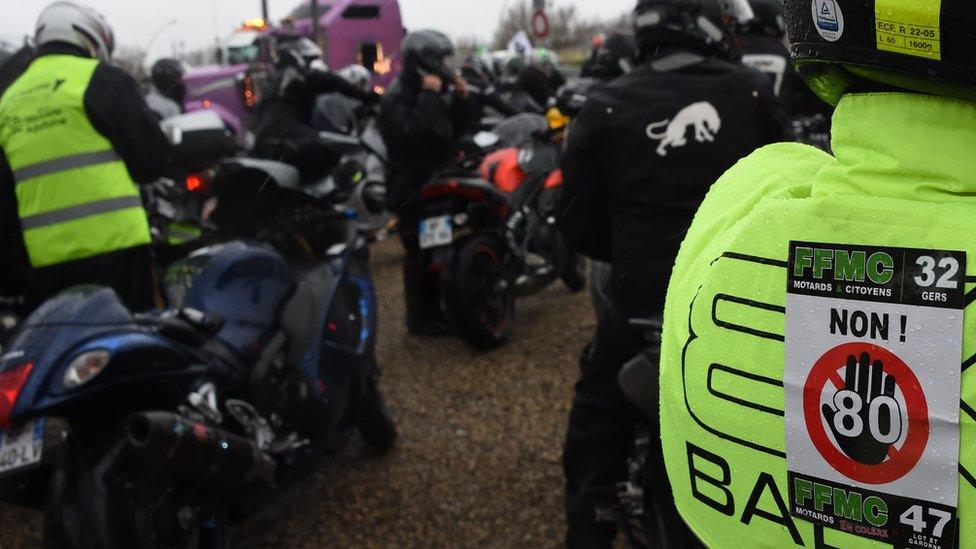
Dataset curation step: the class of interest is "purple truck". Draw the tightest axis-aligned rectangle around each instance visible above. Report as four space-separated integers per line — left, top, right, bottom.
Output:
183 0 404 140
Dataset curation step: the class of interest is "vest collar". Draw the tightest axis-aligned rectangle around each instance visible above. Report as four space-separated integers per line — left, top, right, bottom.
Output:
814 93 976 205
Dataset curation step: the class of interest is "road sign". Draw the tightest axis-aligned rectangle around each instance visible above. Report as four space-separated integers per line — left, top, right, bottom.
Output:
531 10 550 40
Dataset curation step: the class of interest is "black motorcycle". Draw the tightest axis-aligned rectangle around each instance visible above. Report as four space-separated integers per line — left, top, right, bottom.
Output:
418 114 586 349
613 319 703 548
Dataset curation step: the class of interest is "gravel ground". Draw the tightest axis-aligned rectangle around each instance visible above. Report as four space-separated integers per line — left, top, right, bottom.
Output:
0 237 595 548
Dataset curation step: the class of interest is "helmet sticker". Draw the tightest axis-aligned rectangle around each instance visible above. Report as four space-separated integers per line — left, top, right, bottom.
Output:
875 0 942 61
811 0 845 42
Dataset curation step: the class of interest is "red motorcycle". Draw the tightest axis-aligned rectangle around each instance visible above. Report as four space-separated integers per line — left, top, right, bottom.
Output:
419 114 586 349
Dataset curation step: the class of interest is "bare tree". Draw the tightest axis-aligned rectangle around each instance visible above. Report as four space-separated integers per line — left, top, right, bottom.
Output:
492 1 630 52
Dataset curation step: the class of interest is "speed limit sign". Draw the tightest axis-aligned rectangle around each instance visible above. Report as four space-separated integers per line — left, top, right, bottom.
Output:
531 9 549 39
784 241 964 549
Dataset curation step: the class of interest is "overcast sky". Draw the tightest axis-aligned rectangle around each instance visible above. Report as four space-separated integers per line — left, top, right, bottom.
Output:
2 0 634 61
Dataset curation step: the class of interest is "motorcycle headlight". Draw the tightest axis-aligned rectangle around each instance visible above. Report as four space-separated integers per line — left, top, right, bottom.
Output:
63 350 111 389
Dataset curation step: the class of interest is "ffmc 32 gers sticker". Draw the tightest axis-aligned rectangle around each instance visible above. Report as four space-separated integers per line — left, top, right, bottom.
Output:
784 242 964 548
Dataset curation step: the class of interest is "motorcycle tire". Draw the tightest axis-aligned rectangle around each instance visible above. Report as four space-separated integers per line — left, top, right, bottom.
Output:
442 235 516 350
44 435 230 549
357 376 398 454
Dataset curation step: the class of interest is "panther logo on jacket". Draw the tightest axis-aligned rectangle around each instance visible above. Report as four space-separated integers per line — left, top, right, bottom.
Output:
645 101 722 157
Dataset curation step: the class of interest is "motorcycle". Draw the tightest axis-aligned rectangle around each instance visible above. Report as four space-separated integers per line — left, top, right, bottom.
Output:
609 319 702 548
0 140 396 548
418 113 586 349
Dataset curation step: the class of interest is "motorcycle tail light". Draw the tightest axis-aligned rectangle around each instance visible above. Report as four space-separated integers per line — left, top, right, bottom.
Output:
0 362 34 428
420 181 488 203
185 170 213 194
63 350 110 390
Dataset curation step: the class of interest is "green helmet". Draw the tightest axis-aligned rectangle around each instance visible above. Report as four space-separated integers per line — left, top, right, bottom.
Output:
787 0 976 105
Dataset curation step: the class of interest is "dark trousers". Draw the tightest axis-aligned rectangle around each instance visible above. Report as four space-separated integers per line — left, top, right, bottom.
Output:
563 300 650 547
398 215 443 328
31 245 158 312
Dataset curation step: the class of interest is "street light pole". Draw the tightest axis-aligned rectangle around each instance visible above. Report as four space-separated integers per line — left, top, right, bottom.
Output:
144 18 178 61
261 0 269 21
310 0 320 48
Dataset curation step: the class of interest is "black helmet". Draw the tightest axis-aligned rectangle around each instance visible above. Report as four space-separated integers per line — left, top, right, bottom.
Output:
590 33 637 78
402 30 455 81
741 0 785 37
633 0 745 60
150 58 187 103
462 54 492 83
786 0 976 105
276 36 323 70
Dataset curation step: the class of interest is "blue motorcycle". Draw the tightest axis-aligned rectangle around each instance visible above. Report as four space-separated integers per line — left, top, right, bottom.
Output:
0 151 396 548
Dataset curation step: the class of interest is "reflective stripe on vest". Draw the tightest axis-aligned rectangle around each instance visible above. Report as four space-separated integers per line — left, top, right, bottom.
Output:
0 55 150 268
13 150 120 183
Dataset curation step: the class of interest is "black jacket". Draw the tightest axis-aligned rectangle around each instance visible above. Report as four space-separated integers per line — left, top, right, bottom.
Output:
378 69 472 217
0 46 170 301
514 66 554 111
558 53 784 316
252 66 377 178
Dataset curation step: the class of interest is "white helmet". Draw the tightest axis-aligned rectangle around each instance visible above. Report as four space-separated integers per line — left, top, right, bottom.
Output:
338 64 372 92
35 1 115 62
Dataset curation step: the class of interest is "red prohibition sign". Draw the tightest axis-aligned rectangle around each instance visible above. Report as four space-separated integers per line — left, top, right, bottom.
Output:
803 342 929 484
531 10 550 39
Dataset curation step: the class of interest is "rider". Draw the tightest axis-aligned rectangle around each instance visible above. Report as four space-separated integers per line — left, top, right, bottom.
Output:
378 30 472 336
737 0 830 118
252 37 379 181
660 0 976 547
580 33 637 81
145 57 187 120
513 48 564 112
0 1 170 311
557 0 783 545
459 55 519 123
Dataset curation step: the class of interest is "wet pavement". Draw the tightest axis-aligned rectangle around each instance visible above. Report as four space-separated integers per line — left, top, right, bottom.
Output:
0 236 595 548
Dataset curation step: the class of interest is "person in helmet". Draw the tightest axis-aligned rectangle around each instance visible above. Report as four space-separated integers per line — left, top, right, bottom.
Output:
513 48 564 112
581 33 637 81
738 0 830 118
145 57 186 120
0 1 170 312
556 0 784 544
378 30 473 336
337 63 373 93
459 54 519 122
658 0 976 547
252 36 379 181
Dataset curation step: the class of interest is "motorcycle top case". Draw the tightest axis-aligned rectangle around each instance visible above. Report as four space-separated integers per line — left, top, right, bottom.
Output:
164 241 295 362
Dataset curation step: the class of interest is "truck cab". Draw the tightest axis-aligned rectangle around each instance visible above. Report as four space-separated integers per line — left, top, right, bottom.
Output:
278 0 404 91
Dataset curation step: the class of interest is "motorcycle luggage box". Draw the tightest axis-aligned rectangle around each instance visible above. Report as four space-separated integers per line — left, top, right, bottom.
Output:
161 111 237 172
164 241 295 362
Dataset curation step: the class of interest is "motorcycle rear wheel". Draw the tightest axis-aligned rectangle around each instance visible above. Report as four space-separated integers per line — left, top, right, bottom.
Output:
442 235 516 350
44 435 229 549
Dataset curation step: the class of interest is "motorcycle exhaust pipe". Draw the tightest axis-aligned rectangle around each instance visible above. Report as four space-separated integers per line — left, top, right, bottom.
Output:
125 412 276 486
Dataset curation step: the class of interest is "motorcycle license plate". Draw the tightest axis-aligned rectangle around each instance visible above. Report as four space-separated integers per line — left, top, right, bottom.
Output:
0 418 44 475
419 215 453 250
